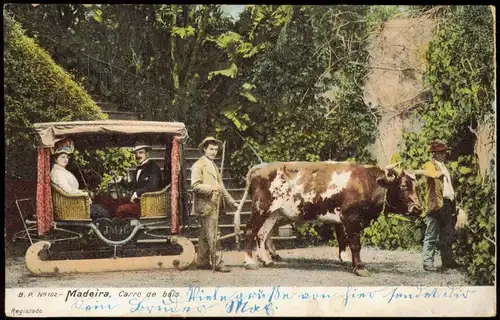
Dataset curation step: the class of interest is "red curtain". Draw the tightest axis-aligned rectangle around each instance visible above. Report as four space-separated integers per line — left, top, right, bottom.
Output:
163 139 172 186
170 137 180 234
36 148 54 235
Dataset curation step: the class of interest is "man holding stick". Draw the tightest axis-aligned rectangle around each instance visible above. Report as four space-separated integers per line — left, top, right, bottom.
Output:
191 137 238 272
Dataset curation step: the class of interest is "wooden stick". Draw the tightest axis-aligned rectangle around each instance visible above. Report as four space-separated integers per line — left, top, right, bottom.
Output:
219 230 245 240
212 141 226 271
220 141 226 176
211 190 221 272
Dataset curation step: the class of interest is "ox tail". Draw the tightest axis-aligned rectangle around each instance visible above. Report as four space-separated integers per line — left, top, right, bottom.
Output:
234 163 268 246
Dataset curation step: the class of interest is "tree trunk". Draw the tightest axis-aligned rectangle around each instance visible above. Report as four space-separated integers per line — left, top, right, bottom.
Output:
170 5 180 92
182 5 210 88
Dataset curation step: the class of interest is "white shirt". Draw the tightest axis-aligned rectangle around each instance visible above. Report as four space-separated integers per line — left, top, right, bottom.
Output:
434 160 455 201
50 164 87 195
131 158 151 201
136 158 150 181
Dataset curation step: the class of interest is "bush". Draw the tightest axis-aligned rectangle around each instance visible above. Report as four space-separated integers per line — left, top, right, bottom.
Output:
72 147 136 195
293 212 423 251
295 222 320 245
4 13 107 180
449 155 495 285
362 214 423 250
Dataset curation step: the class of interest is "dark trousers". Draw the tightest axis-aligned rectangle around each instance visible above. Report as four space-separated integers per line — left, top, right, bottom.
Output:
115 203 141 219
422 199 457 267
90 204 113 221
93 194 141 219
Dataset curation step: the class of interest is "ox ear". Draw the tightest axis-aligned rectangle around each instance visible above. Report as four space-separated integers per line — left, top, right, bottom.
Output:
376 176 393 188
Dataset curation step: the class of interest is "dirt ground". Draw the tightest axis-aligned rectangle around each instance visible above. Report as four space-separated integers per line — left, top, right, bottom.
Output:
5 245 467 288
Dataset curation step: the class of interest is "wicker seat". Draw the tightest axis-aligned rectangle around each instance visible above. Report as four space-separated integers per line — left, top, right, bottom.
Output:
140 184 171 218
51 183 91 221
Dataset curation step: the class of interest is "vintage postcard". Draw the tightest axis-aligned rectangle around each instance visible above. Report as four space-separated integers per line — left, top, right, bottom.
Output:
4 4 496 317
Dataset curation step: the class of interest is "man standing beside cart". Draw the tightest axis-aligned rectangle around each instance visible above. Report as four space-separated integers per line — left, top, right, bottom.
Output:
191 137 238 272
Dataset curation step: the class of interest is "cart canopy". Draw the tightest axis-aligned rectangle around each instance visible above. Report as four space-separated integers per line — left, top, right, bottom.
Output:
33 120 187 148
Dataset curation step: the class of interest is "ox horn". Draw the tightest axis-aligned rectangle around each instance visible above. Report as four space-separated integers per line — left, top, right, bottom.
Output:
413 169 426 177
405 171 417 180
385 162 400 172
386 162 401 176
383 162 401 182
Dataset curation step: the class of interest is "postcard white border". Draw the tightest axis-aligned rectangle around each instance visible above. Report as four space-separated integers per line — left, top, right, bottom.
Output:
4 286 496 317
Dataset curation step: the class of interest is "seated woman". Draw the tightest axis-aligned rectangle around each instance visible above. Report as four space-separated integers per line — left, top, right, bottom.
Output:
50 138 112 221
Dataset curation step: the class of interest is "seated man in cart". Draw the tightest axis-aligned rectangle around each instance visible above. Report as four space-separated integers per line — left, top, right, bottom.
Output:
50 138 112 220
113 141 163 219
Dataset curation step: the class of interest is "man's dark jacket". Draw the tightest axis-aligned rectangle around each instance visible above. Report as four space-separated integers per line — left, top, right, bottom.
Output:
134 159 163 198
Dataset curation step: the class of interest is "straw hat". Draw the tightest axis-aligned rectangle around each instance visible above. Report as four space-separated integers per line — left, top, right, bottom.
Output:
51 138 74 155
198 136 223 150
132 141 151 152
429 139 451 152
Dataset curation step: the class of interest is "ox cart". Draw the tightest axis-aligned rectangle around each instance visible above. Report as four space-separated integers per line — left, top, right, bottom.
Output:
16 120 196 275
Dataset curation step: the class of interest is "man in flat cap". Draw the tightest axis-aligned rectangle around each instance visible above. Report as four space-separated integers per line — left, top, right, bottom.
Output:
191 136 238 272
115 141 163 219
419 140 462 271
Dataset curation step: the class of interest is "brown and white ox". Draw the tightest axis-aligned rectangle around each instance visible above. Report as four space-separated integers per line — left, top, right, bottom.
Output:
235 161 422 276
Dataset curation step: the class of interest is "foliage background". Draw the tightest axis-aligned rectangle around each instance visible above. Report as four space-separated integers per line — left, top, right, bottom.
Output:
4 14 108 180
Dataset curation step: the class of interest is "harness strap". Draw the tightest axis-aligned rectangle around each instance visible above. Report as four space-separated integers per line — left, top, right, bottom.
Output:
381 189 394 233
381 189 389 215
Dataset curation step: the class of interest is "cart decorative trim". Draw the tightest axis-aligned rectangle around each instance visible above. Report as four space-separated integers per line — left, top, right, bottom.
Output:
33 120 187 147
